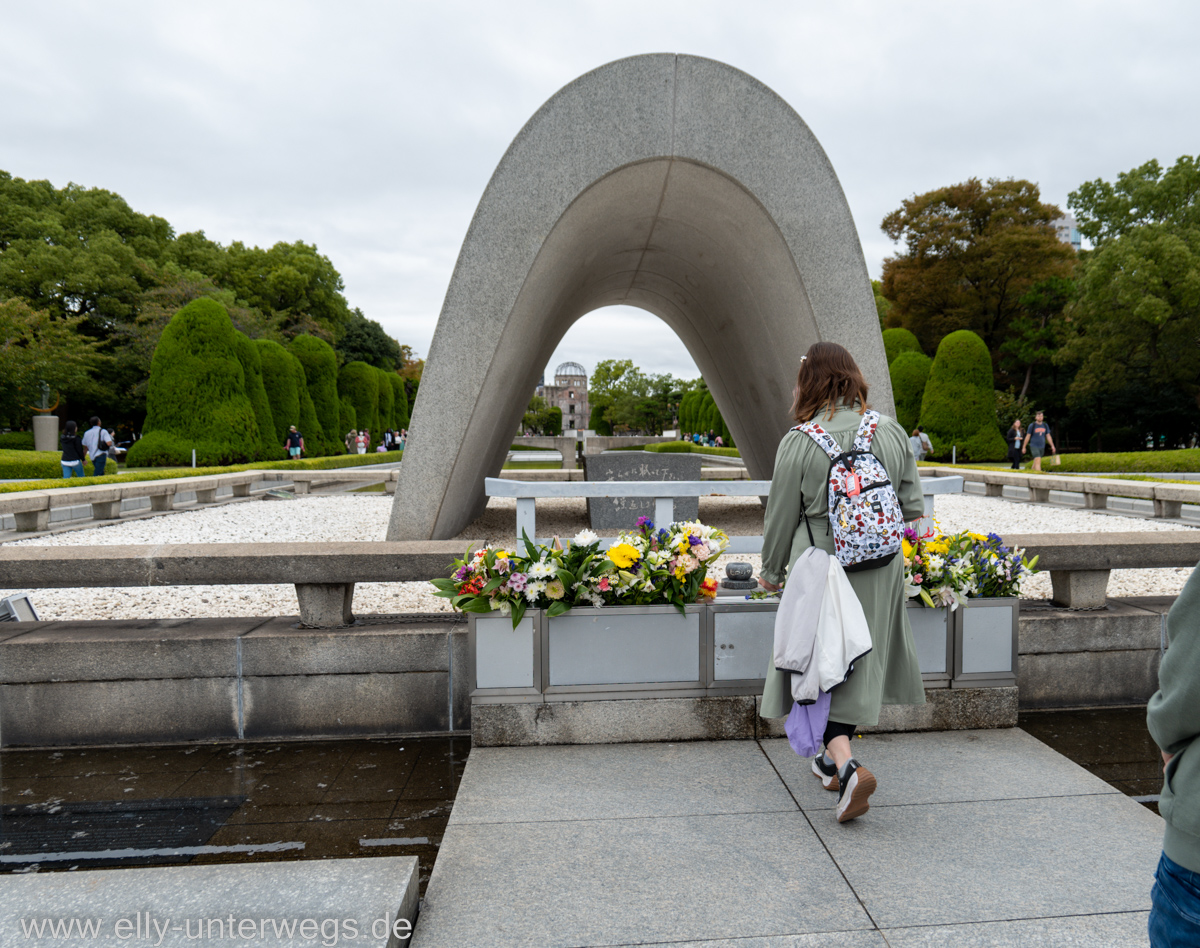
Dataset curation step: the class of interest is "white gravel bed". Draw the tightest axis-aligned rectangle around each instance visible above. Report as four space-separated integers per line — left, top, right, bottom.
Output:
3 492 1193 619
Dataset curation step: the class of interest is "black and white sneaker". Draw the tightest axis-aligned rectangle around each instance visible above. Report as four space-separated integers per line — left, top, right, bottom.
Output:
835 758 877 823
811 753 839 792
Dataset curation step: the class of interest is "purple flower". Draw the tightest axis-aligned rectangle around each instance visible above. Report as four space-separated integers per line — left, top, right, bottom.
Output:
507 572 528 592
688 534 702 546
453 565 470 581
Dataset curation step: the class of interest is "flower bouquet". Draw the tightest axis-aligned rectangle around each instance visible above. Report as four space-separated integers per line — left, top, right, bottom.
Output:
903 526 1037 609
431 518 729 627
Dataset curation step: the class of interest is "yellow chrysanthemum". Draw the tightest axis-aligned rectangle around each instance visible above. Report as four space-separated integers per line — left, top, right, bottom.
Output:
902 539 913 559
607 542 642 569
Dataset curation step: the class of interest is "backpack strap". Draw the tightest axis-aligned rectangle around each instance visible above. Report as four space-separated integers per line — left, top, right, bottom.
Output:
851 410 881 452
793 421 842 461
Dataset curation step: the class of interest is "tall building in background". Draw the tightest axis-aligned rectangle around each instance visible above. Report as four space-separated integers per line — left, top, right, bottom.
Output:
536 362 589 432
1053 212 1082 252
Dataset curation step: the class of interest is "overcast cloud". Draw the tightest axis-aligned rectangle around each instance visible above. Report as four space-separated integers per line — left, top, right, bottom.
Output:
2 1 1197 381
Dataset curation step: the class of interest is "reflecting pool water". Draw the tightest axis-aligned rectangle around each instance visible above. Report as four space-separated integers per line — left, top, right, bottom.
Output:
0 737 469 894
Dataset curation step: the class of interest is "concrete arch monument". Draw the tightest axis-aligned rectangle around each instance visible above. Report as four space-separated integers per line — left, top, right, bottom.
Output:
388 54 891 541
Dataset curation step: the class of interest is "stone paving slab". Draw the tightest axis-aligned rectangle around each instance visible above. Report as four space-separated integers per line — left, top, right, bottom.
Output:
413 812 870 948
879 912 1150 947
811 794 1161 929
0 856 419 947
762 729 1121 811
449 741 795 825
412 735 1164 948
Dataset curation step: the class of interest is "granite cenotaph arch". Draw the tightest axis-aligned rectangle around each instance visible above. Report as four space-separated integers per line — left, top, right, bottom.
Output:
387 54 892 541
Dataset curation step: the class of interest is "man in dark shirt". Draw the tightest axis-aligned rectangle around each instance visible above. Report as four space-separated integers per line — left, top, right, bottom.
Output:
284 426 304 459
1022 411 1056 472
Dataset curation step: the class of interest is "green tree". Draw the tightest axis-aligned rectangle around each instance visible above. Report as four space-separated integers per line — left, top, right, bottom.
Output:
1062 155 1200 419
889 350 933 433
126 299 263 466
336 309 403 370
589 395 614 436
290 334 343 455
881 327 922 366
880 178 1077 365
1002 276 1076 401
872 279 892 330
0 298 104 428
918 330 1007 461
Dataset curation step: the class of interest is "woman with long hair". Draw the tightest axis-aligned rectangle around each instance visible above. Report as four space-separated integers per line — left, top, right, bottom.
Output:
60 420 86 478
759 342 926 822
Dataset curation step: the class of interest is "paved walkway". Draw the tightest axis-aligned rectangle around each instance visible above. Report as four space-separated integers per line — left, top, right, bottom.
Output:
412 729 1163 947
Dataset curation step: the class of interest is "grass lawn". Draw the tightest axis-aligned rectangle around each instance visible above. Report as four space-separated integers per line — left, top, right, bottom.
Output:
502 461 562 470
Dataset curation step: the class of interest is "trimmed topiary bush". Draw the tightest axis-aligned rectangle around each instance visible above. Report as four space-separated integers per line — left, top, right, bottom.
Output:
338 361 379 444
293 358 325 455
255 339 299 453
235 333 277 460
290 334 343 455
889 350 933 434
882 327 922 366
375 367 394 434
127 299 264 467
918 330 1007 461
339 396 357 443
388 373 409 430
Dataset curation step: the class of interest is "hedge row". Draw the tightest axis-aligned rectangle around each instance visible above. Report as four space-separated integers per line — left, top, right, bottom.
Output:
0 431 36 451
1029 449 1200 473
126 299 409 467
0 449 103 479
0 450 401 494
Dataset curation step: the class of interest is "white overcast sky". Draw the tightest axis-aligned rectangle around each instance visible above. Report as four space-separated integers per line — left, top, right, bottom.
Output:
2 1 1197 381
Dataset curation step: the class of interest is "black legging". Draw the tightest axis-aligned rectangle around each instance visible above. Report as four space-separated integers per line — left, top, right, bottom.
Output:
823 719 857 748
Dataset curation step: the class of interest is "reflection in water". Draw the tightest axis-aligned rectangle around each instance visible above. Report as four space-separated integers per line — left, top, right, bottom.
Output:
0 737 469 894
1019 707 1163 814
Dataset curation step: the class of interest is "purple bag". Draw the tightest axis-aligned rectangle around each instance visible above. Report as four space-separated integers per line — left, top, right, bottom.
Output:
784 689 831 758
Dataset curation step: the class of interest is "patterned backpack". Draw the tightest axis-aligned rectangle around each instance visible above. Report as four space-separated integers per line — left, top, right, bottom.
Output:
794 410 904 572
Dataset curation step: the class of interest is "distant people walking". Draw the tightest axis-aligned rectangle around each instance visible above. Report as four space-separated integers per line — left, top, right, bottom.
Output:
355 431 368 455
284 426 304 459
1023 412 1056 472
60 421 86 478
345 428 356 454
909 428 923 461
80 416 114 476
1005 419 1024 470
918 427 932 459
1146 565 1200 945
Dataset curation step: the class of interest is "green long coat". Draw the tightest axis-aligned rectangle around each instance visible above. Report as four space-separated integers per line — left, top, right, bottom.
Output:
759 405 926 726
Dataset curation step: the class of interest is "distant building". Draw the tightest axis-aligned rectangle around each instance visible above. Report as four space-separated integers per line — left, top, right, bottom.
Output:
536 362 589 433
1052 213 1082 252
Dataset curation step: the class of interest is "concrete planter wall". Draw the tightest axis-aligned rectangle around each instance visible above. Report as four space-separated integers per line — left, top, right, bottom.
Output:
906 602 952 689
471 599 960 703
954 597 1019 688
471 603 779 702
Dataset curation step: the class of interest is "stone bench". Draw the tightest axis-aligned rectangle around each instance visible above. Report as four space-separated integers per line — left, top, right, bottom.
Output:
486 475 963 554
927 466 1200 517
1 472 265 531
0 540 473 628
1004 530 1200 609
281 469 400 493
